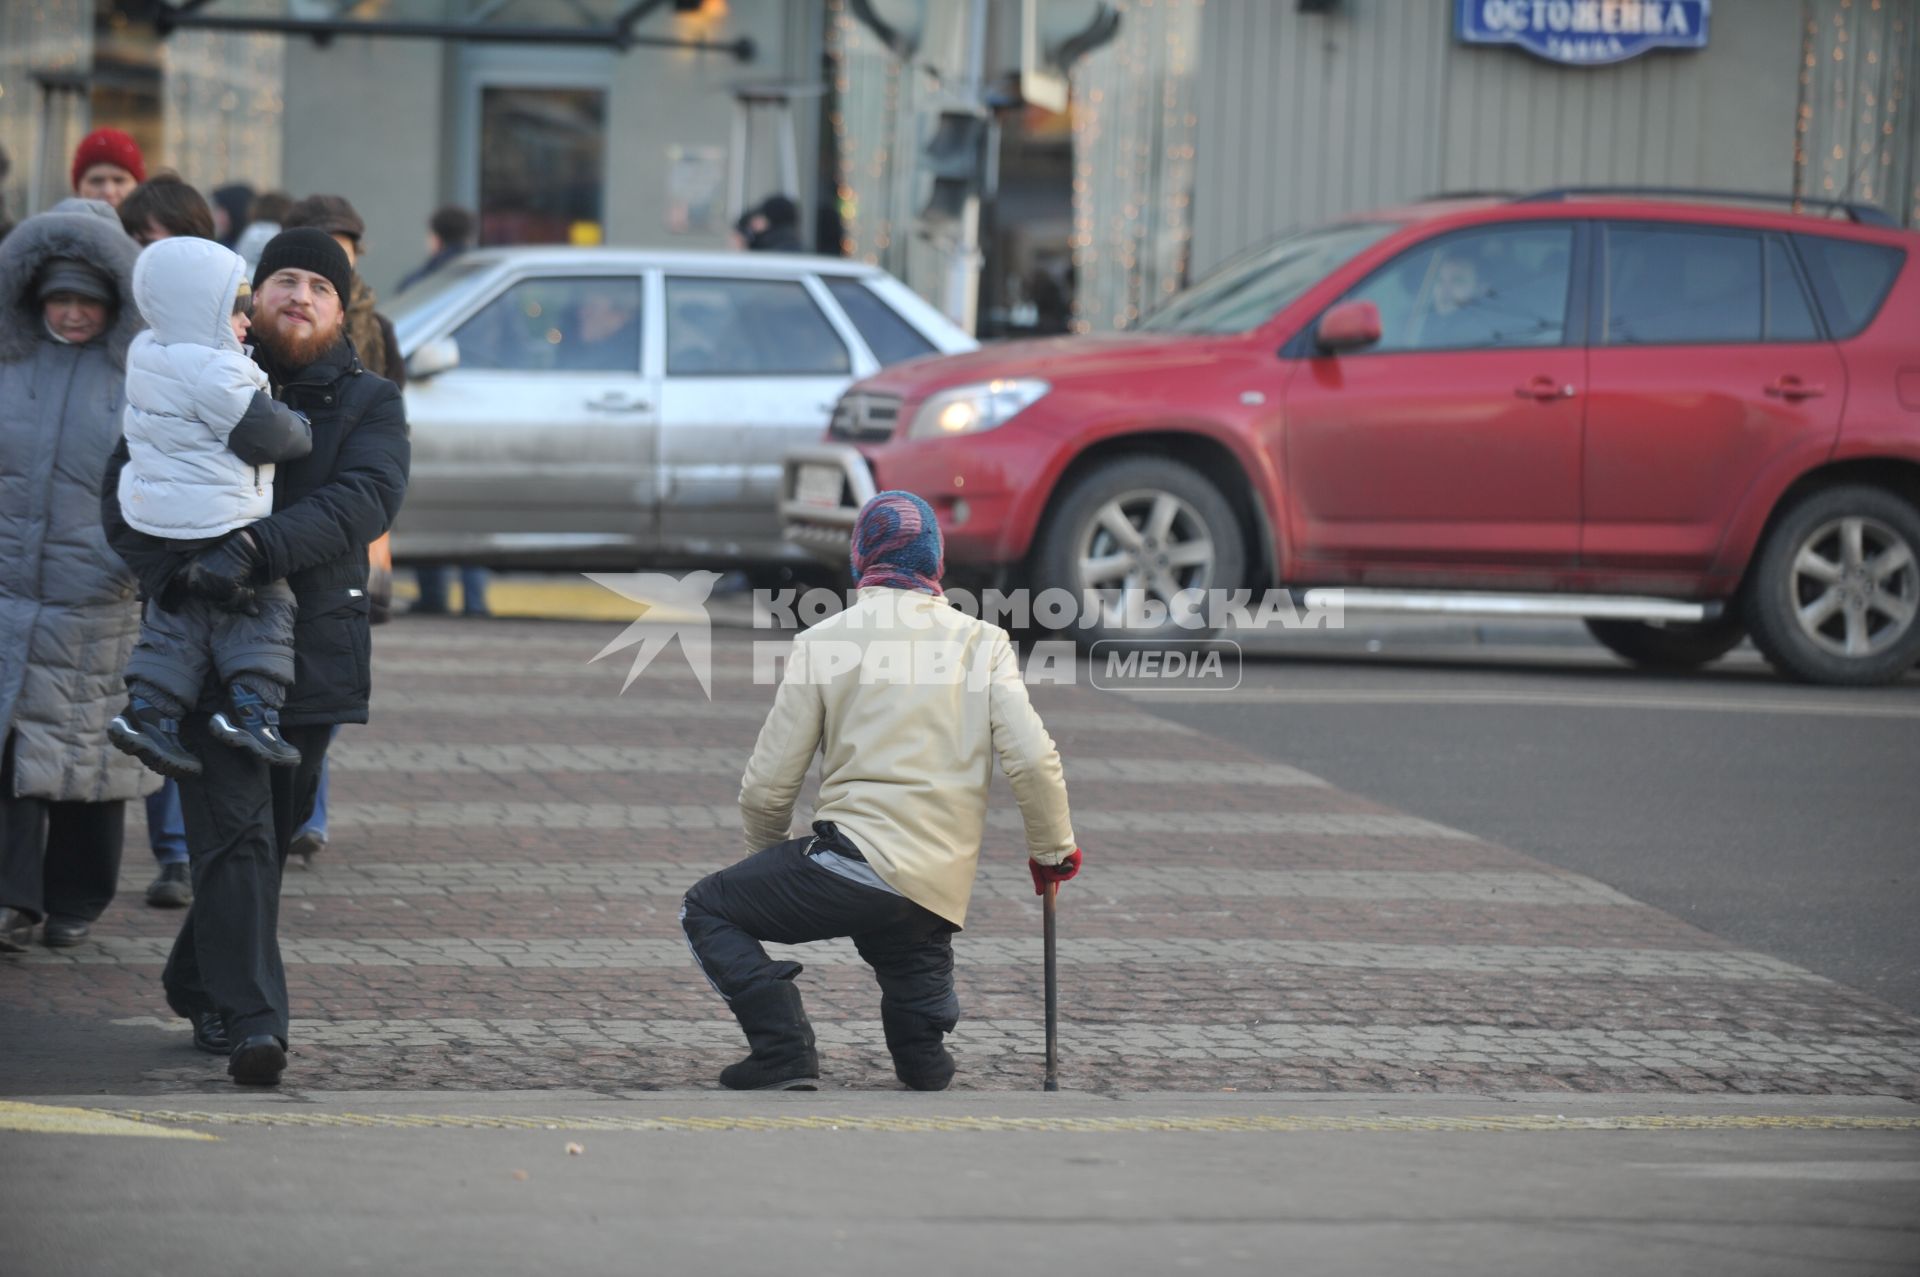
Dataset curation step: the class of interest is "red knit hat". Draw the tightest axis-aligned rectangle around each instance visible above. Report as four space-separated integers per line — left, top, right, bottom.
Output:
70 128 146 189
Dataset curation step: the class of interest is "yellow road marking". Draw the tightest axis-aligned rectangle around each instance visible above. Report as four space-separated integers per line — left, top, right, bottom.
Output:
0 1101 217 1141
393 577 704 624
102 1110 1920 1135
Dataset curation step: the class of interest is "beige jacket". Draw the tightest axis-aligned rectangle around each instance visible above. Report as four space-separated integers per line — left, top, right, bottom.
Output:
739 587 1076 927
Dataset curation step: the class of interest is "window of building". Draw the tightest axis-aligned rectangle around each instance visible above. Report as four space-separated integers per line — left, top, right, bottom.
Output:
477 87 607 246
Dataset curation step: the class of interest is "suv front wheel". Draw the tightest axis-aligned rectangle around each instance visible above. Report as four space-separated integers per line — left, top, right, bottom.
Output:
1743 484 1920 685
1034 456 1247 646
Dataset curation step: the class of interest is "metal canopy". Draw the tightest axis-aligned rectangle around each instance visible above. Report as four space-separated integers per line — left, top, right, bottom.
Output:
148 0 756 58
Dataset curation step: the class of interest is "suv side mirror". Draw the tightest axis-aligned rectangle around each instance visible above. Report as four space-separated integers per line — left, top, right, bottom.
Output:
407 336 461 382
1315 300 1382 354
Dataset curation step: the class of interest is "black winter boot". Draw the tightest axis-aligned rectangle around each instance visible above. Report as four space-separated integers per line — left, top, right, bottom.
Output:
882 1007 956 1091
210 682 302 768
108 696 204 780
718 981 820 1091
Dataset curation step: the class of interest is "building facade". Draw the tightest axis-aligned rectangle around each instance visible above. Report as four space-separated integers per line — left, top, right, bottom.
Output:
1187 0 1920 282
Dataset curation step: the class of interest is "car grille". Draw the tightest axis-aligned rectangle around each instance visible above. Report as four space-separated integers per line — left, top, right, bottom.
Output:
829 392 903 442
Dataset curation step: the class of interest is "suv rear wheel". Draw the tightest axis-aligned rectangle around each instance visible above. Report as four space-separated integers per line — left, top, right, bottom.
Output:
1034 456 1246 645
1743 484 1920 685
1583 616 1747 671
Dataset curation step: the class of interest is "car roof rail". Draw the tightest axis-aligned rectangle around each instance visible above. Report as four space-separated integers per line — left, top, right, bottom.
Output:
1415 189 1517 202
1514 185 1897 227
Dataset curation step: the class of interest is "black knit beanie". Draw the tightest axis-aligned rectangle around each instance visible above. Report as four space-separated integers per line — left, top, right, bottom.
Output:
252 227 352 304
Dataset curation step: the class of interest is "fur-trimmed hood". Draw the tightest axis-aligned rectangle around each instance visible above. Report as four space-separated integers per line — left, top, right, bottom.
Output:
0 198 143 368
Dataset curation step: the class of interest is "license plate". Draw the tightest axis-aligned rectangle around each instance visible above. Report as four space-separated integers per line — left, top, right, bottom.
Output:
795 464 843 508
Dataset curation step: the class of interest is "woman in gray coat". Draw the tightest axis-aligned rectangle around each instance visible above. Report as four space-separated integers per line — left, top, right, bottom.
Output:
0 199 156 951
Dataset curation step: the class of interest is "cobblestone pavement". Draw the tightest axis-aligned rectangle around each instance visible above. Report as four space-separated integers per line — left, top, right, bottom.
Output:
5 616 1918 1097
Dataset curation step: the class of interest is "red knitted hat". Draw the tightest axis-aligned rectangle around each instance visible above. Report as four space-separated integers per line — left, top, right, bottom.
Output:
70 128 145 189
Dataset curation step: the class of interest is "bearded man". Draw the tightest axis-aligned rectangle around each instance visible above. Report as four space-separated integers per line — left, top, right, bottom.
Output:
102 228 409 1086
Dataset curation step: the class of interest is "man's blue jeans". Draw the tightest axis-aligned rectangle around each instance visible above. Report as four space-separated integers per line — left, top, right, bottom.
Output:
296 726 338 841
147 781 188 866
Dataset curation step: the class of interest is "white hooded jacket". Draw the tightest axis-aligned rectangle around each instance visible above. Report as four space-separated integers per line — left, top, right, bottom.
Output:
118 237 282 539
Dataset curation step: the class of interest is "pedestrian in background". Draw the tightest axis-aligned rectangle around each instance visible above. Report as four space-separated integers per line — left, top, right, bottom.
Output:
102 228 409 1085
210 183 255 250
0 144 14 242
0 200 155 951
746 195 805 252
70 129 145 209
397 205 474 294
283 194 404 386
118 172 217 247
680 491 1082 1091
396 203 491 619
233 191 291 275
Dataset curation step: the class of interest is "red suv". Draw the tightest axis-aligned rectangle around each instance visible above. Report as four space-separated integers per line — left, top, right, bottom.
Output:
782 190 1920 685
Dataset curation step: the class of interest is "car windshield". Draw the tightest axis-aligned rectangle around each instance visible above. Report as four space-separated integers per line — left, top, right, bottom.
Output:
390 258 499 347
1138 221 1400 334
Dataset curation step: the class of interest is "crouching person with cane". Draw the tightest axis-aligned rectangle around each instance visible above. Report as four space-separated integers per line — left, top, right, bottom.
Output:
681 491 1082 1091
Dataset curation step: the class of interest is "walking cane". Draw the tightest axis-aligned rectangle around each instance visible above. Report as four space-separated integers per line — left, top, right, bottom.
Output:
1043 880 1059 1091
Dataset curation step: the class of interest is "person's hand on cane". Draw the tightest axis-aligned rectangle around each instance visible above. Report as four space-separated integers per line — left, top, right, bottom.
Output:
1030 848 1083 895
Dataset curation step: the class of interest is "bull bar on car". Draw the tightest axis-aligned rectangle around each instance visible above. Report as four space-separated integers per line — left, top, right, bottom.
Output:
779 444 878 563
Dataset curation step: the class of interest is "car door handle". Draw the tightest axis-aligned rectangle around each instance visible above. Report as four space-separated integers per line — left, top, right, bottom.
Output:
1765 377 1826 401
585 397 652 413
1515 377 1576 401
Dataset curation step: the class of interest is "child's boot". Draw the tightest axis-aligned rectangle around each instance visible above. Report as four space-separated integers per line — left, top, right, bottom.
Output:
108 693 203 780
210 680 301 767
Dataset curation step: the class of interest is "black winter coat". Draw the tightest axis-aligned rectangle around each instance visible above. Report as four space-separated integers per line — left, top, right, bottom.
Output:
102 337 409 727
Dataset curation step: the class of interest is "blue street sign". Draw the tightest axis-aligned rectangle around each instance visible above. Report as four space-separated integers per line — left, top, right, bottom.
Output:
1456 0 1710 66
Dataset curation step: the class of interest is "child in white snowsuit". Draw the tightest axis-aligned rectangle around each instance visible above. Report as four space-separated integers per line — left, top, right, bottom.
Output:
108 237 313 779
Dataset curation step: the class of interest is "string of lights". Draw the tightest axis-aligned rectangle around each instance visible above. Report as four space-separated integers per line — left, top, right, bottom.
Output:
1069 0 1202 332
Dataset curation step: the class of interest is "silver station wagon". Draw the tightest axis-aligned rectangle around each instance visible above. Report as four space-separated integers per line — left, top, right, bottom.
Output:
389 248 974 569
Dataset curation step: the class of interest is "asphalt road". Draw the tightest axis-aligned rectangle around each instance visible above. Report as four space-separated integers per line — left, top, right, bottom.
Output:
8 1091 1918 1277
1123 624 1920 1015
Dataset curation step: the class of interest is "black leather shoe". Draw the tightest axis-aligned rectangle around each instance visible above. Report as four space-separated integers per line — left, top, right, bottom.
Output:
192 1012 229 1055
229 1035 287 1086
0 907 34 953
41 917 90 947
145 862 192 908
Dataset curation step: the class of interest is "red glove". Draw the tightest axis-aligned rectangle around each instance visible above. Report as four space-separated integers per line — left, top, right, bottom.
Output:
1029 848 1083 896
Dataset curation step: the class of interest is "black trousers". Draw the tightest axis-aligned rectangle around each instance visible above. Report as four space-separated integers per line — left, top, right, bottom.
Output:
162 715 330 1044
681 830 960 1031
0 731 126 924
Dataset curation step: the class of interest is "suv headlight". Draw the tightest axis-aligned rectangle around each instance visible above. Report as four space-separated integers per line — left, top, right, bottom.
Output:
907 379 1050 441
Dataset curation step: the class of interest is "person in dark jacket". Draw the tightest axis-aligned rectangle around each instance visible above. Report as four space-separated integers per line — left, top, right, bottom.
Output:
748 195 805 253
396 205 474 295
210 183 255 249
0 200 157 952
283 194 405 388
102 228 409 1086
